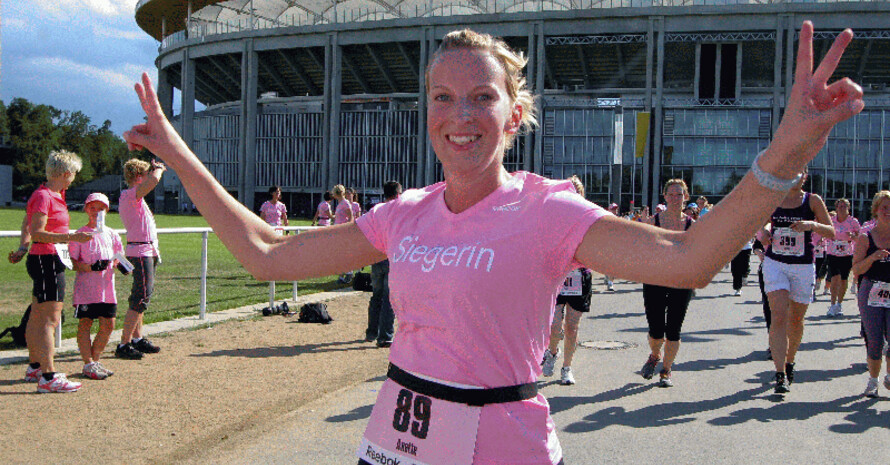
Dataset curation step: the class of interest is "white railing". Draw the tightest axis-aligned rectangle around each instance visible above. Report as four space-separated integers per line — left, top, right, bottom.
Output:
1 225 318 346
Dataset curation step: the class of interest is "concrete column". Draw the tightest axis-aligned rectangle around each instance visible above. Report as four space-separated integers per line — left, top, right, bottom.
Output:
523 22 537 173
424 30 438 185
651 17 665 209
534 22 546 175
642 19 655 208
180 49 195 149
325 33 343 189
416 31 429 188
772 16 785 134
239 39 258 209
157 66 174 120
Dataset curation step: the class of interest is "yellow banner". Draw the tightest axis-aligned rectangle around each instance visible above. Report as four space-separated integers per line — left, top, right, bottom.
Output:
635 112 650 158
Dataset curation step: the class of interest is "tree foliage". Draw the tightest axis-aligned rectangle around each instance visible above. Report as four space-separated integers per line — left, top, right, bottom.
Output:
0 98 130 199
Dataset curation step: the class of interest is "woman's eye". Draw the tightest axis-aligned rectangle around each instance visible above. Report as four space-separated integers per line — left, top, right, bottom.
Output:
477 94 493 102
433 94 450 102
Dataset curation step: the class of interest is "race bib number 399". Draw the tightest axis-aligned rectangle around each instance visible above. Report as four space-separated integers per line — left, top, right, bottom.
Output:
358 379 481 465
772 227 805 257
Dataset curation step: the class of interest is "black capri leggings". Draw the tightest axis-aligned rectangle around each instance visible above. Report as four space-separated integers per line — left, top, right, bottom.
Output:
730 249 752 291
643 284 694 341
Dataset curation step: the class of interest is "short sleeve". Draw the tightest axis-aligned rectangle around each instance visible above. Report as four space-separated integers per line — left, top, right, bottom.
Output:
355 199 397 254
280 204 287 215
69 240 84 262
112 232 125 255
28 190 52 216
540 184 610 275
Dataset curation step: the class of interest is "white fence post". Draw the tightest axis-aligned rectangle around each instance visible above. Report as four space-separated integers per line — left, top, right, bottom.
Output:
200 231 208 319
55 324 62 348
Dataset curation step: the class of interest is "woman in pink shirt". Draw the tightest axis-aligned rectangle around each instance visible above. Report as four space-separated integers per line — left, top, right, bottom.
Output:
70 193 126 380
20 151 93 393
312 192 334 226
259 185 289 230
348 187 362 220
332 184 355 282
126 22 862 464
826 198 861 316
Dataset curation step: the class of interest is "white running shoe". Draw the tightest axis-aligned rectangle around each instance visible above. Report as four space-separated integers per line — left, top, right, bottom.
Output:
541 349 559 377
82 362 108 380
864 378 879 398
835 303 844 316
607 281 615 291
734 289 742 296
826 304 838 317
560 366 576 385
883 374 890 391
37 373 81 393
24 366 42 383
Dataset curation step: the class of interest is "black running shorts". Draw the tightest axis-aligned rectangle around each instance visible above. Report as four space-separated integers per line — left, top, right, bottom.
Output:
128 256 158 313
26 254 66 303
555 269 592 312
74 303 117 320
826 254 854 281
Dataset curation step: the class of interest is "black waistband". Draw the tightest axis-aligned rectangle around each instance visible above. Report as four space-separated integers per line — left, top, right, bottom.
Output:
386 363 538 406
127 241 153 245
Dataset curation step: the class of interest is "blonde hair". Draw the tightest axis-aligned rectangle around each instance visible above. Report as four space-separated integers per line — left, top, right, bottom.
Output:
663 178 689 198
871 191 890 219
331 184 346 199
836 198 851 209
46 150 82 179
124 158 151 186
426 29 538 150
568 175 585 197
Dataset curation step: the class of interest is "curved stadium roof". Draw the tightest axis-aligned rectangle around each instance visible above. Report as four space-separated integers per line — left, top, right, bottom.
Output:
136 0 622 41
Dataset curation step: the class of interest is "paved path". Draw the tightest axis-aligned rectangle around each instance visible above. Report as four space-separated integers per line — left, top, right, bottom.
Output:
196 265 889 464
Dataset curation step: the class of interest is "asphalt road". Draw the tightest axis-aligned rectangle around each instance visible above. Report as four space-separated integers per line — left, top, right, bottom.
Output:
190 263 888 465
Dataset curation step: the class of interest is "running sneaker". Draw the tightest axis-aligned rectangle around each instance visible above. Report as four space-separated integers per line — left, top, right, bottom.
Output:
560 367 576 385
541 349 559 377
883 374 890 391
834 303 844 316
657 370 673 388
641 354 660 380
96 362 114 377
774 372 789 394
785 362 795 385
826 304 838 317
606 280 615 292
734 289 742 296
823 287 831 295
864 378 879 398
24 365 42 383
37 373 81 393
133 338 161 354
115 342 144 360
82 362 108 380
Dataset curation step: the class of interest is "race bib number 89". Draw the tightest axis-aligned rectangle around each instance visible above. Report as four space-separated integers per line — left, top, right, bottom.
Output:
358 379 481 465
772 227 805 257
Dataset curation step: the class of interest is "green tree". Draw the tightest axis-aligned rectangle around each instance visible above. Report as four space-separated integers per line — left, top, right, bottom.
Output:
5 98 63 198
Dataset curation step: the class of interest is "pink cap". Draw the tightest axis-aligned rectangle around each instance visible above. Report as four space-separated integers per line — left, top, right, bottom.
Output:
609 203 618 209
656 204 667 212
84 192 110 210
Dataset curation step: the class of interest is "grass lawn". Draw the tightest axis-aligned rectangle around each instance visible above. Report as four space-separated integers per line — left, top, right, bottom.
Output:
0 207 364 350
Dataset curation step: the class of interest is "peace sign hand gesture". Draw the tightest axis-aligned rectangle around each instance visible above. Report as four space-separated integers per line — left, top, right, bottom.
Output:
762 21 864 179
123 73 191 168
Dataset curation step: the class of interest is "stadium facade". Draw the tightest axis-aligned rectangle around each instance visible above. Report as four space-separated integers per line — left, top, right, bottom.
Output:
135 0 890 218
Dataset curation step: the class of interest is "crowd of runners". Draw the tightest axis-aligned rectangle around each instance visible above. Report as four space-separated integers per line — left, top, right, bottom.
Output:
3 18 880 465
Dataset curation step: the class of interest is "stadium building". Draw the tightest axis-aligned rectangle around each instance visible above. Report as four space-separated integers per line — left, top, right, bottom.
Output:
135 0 890 218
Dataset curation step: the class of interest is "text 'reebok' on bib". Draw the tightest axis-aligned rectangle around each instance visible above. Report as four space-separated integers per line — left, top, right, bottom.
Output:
55 243 73 269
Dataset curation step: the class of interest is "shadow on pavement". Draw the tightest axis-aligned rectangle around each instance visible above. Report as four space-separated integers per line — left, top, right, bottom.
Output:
547 383 658 415
190 339 377 358
326 404 374 423
710 394 885 432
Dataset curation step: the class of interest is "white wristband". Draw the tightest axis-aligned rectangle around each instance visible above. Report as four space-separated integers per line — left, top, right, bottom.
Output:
750 150 803 192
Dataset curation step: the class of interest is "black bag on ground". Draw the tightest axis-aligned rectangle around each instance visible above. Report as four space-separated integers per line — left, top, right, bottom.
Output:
0 305 31 347
352 272 373 292
298 302 333 324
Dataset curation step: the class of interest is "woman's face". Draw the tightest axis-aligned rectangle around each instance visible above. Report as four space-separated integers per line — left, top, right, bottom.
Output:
53 170 76 189
836 201 849 217
427 48 521 178
271 189 281 201
664 184 688 208
875 199 890 224
84 201 106 220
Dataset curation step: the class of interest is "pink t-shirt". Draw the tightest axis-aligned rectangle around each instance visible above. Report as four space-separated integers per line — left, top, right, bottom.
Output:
69 225 124 305
862 219 877 234
260 201 287 227
316 201 332 226
26 185 69 255
356 171 606 465
334 200 353 225
351 201 361 219
120 187 158 257
829 215 861 256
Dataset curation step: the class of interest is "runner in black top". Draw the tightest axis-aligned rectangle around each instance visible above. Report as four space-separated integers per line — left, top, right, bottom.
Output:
758 169 833 394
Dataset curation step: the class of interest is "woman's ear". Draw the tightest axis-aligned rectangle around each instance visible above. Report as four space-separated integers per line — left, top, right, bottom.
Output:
505 104 522 135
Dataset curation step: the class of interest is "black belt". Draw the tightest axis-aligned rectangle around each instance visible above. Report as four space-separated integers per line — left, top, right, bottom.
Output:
386 363 538 406
127 241 153 245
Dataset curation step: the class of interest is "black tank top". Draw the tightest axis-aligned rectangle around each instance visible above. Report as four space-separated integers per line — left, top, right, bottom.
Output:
863 232 890 282
654 212 693 231
765 192 816 264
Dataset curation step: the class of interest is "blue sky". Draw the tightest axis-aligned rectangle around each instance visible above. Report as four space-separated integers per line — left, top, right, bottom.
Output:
2 0 176 135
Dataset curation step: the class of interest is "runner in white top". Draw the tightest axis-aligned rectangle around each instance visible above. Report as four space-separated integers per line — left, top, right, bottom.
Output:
124 22 863 464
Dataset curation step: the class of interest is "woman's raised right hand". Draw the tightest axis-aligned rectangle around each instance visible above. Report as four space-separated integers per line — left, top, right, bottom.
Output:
122 73 190 167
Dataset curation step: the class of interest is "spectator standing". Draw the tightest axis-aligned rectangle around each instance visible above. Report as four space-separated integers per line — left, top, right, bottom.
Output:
365 181 402 348
116 158 165 360
312 192 334 226
259 185 289 232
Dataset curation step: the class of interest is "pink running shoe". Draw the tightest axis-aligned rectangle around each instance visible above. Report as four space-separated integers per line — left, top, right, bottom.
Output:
37 373 82 393
24 366 42 383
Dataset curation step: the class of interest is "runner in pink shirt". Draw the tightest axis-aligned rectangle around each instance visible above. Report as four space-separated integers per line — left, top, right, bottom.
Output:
259 185 289 230
312 192 334 226
826 198 861 316
116 158 165 360
70 193 126 380
348 188 362 219
126 22 863 464
332 184 356 282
